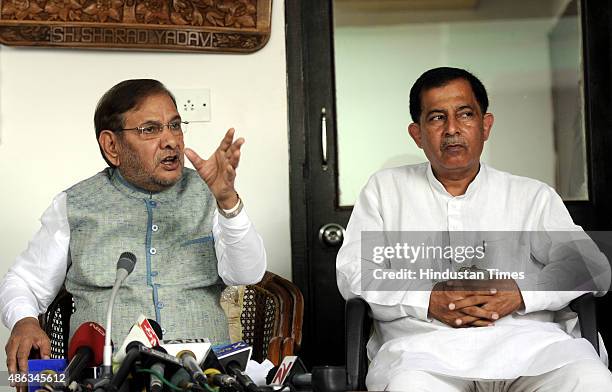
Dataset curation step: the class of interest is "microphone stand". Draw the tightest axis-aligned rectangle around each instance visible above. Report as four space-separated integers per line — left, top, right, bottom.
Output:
101 252 137 379
102 281 122 377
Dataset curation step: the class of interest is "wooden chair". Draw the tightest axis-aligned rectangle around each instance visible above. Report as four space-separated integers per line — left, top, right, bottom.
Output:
36 271 304 366
242 271 304 365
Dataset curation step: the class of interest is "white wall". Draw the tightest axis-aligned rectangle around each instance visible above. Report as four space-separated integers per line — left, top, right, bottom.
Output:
335 18 556 206
0 1 288 383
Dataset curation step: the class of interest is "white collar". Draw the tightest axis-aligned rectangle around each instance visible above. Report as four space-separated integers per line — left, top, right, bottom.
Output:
426 162 487 199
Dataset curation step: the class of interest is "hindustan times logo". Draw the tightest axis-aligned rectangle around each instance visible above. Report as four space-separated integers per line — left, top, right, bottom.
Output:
371 268 525 280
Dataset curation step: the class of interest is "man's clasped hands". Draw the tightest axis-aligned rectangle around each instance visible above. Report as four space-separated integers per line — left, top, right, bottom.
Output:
428 279 524 327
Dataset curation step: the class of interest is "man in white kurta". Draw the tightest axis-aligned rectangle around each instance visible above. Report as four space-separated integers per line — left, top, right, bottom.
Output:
336 67 612 391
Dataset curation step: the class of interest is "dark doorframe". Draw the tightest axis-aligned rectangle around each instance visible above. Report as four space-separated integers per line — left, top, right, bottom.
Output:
286 0 612 367
578 0 612 351
286 0 350 367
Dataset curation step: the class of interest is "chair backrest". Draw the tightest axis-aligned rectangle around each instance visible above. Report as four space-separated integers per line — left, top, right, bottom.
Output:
245 271 304 365
39 271 304 366
38 287 74 359
240 284 278 362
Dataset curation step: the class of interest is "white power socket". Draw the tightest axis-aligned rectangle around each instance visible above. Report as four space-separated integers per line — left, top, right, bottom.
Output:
173 88 211 122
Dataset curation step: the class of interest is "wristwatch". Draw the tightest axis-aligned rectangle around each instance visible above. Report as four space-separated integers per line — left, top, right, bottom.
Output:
218 194 243 219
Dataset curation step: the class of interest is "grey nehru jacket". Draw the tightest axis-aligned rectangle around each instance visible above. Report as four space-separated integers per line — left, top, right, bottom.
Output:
64 167 230 346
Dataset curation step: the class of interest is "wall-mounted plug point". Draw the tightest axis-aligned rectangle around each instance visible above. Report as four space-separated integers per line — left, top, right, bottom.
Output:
173 88 211 122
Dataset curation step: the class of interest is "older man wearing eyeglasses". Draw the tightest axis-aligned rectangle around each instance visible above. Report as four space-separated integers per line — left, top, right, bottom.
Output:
0 79 267 379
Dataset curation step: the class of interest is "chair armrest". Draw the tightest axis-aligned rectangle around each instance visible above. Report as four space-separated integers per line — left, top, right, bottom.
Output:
345 297 372 391
570 293 599 354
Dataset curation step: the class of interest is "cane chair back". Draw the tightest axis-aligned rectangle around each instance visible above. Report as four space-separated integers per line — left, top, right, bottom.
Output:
240 284 278 362
38 287 74 359
242 271 304 365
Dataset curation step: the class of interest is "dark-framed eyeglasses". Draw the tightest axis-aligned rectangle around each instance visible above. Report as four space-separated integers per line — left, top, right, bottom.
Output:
119 120 188 140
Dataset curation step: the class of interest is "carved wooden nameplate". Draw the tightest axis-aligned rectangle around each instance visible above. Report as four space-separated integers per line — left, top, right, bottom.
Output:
0 0 271 52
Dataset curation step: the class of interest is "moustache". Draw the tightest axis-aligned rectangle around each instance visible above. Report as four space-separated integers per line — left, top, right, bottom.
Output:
441 137 468 150
157 150 183 163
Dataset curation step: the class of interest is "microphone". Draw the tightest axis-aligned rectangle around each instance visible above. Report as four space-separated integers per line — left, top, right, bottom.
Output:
106 341 142 392
147 318 163 340
102 252 137 377
106 341 183 392
227 363 258 392
267 356 310 390
149 346 168 392
211 341 252 373
113 316 161 364
160 338 211 364
65 322 106 385
177 349 208 388
108 341 184 392
208 342 258 392
170 367 200 390
162 339 212 389
204 368 242 391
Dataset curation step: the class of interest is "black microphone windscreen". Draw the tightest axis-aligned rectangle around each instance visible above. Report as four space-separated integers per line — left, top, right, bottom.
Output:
109 345 142 390
266 366 279 385
117 252 137 274
147 319 163 340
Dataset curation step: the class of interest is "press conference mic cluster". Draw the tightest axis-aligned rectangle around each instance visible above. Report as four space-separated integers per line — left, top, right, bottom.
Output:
22 251 344 392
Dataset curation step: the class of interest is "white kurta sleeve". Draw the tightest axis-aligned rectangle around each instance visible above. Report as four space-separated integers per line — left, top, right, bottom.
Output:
213 206 267 286
0 192 71 331
336 176 432 322
518 187 611 314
